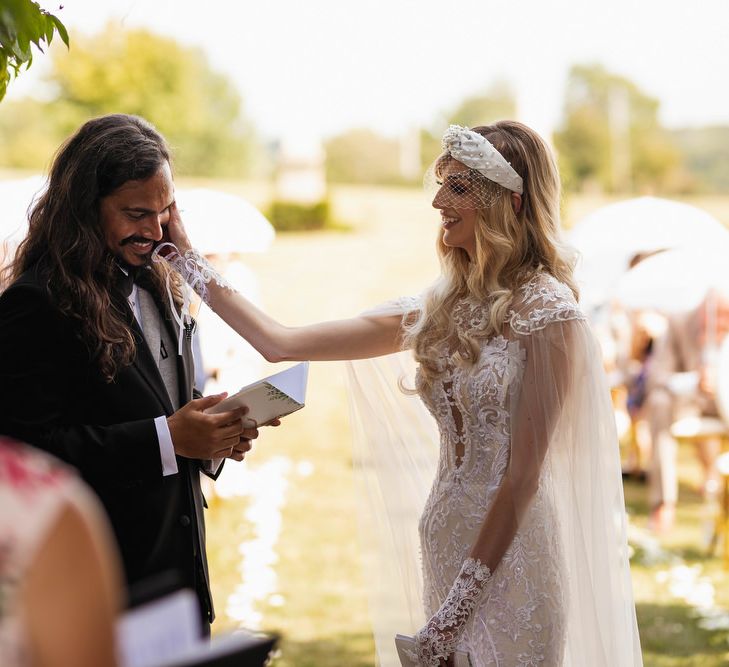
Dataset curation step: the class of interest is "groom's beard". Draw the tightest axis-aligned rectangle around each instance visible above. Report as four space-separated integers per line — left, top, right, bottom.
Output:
117 235 159 267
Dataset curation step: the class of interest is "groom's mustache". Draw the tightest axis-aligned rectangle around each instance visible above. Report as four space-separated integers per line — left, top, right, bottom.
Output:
120 236 158 247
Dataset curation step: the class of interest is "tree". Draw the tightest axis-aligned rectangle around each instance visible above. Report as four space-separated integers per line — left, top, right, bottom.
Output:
325 128 408 185
447 81 516 130
420 83 517 170
671 126 729 193
0 0 68 102
323 84 518 185
0 23 257 177
554 64 681 193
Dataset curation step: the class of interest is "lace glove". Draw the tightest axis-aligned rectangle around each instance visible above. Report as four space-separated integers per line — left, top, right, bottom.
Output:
152 243 234 306
411 557 491 667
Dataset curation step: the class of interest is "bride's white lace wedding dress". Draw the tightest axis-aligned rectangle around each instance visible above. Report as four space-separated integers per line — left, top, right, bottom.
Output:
418 272 577 665
348 271 642 667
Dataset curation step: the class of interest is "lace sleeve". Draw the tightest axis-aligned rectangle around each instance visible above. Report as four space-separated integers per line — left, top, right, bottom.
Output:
508 272 584 335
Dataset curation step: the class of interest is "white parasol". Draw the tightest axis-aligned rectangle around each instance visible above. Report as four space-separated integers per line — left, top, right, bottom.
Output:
613 247 729 314
175 188 275 255
568 197 729 313
0 174 47 246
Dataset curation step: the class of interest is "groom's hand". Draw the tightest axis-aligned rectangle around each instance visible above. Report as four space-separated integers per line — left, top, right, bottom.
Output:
168 393 253 459
227 417 259 461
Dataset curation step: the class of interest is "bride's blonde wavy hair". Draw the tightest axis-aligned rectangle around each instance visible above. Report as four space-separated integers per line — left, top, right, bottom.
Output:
403 120 578 394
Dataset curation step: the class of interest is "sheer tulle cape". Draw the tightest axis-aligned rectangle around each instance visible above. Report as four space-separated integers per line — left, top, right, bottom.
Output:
346 299 642 667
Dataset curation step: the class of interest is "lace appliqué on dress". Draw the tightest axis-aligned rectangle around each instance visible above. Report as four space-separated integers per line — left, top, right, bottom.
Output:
413 558 491 667
509 272 584 335
453 297 494 336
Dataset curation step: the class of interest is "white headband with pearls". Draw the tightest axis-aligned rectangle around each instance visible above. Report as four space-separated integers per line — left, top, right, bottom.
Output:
442 125 523 195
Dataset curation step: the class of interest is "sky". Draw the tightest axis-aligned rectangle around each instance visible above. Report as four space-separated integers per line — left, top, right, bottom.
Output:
10 0 729 151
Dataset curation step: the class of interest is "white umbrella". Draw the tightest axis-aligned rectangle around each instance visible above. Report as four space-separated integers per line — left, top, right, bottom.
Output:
0 174 47 245
614 247 729 314
568 197 729 312
175 188 275 255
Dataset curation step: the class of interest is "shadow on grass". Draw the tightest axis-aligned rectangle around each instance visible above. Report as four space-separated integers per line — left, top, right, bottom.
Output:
680 545 718 562
637 601 729 666
623 477 652 515
676 479 709 504
269 633 374 667
623 477 706 514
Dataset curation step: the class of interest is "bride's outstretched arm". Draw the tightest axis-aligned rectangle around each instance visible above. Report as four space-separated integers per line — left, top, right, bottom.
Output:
202 287 403 362
163 203 404 362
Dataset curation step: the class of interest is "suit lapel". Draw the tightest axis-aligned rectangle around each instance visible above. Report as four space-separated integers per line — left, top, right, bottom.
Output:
148 287 195 404
111 284 175 415
129 315 176 415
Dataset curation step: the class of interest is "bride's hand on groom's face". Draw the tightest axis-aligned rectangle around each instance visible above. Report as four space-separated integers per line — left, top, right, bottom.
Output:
165 201 192 253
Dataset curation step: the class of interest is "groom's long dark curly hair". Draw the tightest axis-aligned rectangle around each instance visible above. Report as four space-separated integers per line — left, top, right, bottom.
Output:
3 114 183 382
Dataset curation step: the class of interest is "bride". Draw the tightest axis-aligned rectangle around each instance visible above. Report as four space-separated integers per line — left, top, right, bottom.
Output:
160 121 642 666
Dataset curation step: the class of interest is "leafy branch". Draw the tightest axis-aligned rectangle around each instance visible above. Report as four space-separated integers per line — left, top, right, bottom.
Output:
0 0 69 102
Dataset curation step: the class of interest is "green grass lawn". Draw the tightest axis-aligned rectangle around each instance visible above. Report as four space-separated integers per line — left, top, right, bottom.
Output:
206 398 376 666
207 446 729 666
200 184 729 665
624 440 729 667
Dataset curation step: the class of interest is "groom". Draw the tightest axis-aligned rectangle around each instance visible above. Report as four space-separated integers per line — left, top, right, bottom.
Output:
0 114 257 631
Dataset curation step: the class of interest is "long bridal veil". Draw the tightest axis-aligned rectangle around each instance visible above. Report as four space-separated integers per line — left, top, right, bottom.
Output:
345 298 439 667
346 351 438 666
345 300 642 667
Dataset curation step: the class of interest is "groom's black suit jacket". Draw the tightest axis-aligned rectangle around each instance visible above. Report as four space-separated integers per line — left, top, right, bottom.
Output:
0 264 216 623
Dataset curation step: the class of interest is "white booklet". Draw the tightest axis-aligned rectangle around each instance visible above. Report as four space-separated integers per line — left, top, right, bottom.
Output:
206 361 309 425
395 634 472 667
117 588 276 667
117 589 201 667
